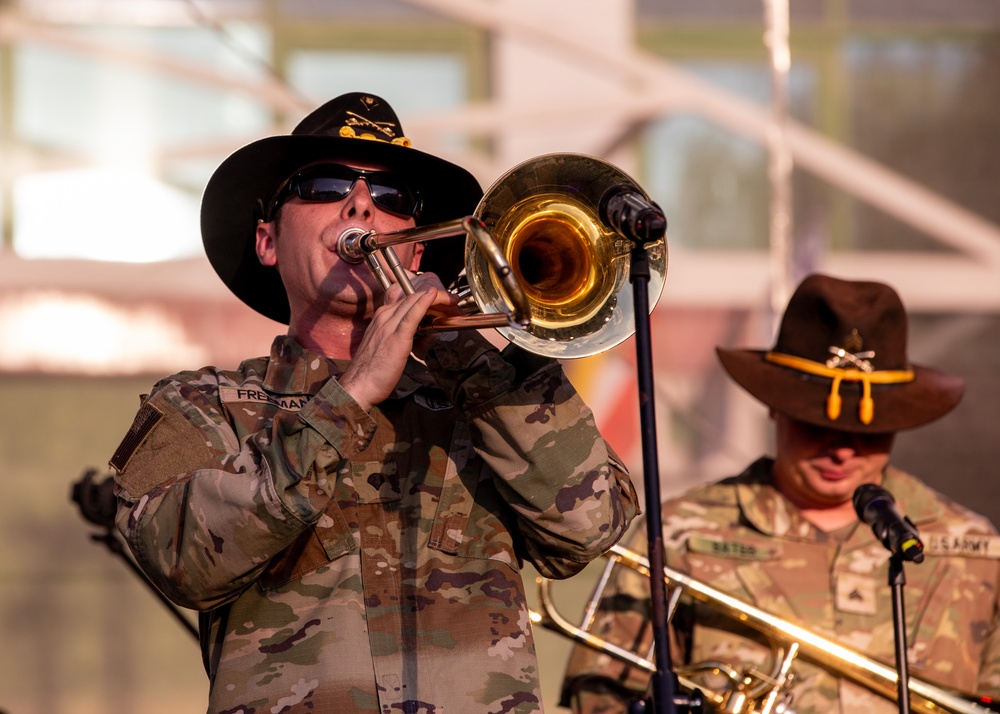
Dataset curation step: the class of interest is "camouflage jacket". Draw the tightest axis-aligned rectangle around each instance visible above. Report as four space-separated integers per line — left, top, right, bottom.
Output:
561 457 1000 714
110 332 637 714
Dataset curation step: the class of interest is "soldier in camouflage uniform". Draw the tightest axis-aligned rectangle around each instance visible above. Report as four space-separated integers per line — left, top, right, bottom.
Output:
561 274 1000 713
109 92 639 714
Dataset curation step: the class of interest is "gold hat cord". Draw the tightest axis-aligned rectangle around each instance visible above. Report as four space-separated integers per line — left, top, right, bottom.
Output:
765 352 914 425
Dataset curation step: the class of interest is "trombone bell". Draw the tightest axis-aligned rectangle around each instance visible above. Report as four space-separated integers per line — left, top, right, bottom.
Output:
471 153 667 359
495 194 614 327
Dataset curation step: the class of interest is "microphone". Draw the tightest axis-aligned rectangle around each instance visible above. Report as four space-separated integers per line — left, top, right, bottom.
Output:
853 484 924 563
599 186 667 245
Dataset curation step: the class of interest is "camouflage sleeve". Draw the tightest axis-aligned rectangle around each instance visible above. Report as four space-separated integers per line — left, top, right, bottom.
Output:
110 369 375 611
425 332 639 579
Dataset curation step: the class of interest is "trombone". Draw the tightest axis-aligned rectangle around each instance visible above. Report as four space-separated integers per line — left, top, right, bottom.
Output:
337 153 668 359
532 544 995 714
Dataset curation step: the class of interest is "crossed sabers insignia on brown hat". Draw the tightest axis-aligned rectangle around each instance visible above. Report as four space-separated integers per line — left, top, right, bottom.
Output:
826 346 876 373
766 334 915 424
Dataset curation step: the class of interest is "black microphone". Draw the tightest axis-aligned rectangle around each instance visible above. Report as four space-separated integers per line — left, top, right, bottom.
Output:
853 484 925 563
599 186 667 245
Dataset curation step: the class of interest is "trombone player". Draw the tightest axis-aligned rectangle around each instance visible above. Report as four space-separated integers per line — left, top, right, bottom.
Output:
107 91 639 714
561 274 1000 713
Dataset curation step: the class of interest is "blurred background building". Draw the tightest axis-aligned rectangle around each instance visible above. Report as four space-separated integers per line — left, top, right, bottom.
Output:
1 0 998 711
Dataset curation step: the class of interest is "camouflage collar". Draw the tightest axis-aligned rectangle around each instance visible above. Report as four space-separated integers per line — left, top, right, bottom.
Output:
262 335 342 395
262 334 432 399
736 458 944 540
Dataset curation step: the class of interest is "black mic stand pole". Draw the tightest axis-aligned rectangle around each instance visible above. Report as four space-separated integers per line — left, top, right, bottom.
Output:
889 553 911 714
603 187 700 714
629 242 681 714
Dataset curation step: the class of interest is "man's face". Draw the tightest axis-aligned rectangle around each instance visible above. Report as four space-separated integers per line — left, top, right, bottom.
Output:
771 412 895 511
254 160 422 320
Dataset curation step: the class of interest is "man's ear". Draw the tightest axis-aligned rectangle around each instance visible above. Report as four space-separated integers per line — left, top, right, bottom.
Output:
256 221 277 267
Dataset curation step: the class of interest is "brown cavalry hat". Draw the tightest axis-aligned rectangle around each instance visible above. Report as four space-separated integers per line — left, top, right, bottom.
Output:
717 273 965 433
200 92 483 324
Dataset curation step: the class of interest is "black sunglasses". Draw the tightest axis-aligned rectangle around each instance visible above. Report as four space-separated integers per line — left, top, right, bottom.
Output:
264 164 421 221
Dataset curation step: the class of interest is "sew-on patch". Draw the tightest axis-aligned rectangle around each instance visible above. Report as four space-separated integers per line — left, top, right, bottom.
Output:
835 572 877 615
925 533 1000 559
220 386 309 411
687 534 780 561
110 402 164 472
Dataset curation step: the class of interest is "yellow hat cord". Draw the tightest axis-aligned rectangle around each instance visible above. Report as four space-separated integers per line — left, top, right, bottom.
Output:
339 124 412 147
764 351 915 425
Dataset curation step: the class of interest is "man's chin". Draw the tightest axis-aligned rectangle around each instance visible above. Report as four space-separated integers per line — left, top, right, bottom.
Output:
805 477 860 506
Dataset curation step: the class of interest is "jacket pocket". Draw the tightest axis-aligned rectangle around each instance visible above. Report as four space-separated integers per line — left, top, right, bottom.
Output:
428 422 519 571
258 496 356 590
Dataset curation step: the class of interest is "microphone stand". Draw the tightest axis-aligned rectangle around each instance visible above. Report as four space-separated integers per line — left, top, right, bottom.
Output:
629 242 675 714
889 553 911 714
627 241 702 714
603 186 701 714
853 484 923 714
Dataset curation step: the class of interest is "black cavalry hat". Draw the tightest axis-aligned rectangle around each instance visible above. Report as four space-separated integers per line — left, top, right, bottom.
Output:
200 92 483 324
717 273 964 433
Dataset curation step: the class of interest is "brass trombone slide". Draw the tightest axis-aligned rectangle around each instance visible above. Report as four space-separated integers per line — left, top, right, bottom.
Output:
337 215 532 332
335 153 668 359
533 544 994 714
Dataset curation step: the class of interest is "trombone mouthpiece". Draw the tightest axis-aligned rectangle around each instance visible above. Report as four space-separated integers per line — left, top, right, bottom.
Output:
336 227 371 264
